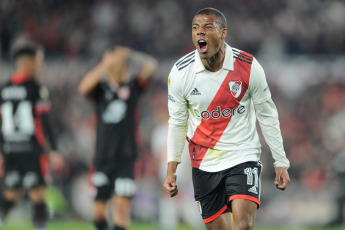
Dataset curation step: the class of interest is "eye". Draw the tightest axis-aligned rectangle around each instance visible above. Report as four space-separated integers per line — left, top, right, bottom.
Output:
205 26 213 29
192 26 198 30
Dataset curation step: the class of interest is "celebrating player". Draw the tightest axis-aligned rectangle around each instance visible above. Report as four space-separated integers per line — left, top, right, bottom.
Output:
0 41 63 230
163 7 290 230
78 46 157 230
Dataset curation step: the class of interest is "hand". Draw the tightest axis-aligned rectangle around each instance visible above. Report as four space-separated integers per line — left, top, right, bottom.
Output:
114 46 131 57
274 167 290 191
49 151 64 172
163 173 178 198
101 50 126 69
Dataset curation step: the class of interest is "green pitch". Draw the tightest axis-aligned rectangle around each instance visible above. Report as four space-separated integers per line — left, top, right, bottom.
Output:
1 220 343 230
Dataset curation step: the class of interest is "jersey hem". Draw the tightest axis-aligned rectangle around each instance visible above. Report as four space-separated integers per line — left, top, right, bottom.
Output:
197 155 260 172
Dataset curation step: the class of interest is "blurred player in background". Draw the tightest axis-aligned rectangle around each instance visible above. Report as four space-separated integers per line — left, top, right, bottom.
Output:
0 41 63 230
78 46 157 230
163 8 290 230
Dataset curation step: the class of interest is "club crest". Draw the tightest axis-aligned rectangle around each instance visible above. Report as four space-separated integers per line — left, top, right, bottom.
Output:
229 80 242 98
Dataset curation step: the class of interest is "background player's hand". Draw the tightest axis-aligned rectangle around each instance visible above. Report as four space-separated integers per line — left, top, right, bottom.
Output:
163 173 178 198
49 151 64 172
274 167 290 191
101 50 126 69
114 46 131 59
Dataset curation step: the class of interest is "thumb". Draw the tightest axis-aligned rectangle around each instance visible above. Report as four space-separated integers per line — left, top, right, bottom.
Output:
275 171 282 185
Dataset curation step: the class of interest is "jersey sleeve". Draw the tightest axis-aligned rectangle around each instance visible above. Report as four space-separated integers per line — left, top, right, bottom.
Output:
168 66 188 127
35 85 57 151
254 99 290 169
35 85 51 115
167 65 188 163
248 58 271 105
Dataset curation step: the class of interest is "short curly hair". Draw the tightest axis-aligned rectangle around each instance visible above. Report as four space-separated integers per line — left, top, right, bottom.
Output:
194 7 227 29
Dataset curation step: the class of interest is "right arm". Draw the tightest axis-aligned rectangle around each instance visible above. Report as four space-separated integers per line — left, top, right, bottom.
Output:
78 51 123 96
162 66 189 197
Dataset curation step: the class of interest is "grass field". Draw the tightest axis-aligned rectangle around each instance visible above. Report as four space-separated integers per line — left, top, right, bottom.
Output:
1 220 343 230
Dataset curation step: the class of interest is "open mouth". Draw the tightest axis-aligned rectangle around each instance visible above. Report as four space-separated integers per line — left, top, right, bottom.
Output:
198 39 207 53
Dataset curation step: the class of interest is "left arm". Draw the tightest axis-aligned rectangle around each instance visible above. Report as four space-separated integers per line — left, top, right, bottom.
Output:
250 58 290 190
116 46 158 83
254 100 290 190
36 86 64 172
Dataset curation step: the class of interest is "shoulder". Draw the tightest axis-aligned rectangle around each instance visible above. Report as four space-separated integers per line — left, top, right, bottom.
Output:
232 47 254 65
37 84 50 100
174 50 196 72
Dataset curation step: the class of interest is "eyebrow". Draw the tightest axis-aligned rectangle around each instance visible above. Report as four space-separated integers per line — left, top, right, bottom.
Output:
192 23 214 26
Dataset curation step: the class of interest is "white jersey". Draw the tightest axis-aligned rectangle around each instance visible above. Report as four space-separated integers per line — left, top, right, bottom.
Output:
168 43 275 172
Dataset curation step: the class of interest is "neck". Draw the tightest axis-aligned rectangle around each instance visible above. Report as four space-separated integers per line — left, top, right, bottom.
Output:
16 67 35 77
202 43 226 72
202 44 225 72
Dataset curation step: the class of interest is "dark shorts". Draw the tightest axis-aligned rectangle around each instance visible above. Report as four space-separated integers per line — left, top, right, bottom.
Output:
3 154 48 190
91 160 136 201
192 161 262 223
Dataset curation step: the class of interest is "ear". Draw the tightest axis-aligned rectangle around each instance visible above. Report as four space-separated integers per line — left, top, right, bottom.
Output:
221 28 227 39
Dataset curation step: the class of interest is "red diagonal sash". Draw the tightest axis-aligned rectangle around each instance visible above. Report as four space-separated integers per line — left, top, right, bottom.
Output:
189 55 252 168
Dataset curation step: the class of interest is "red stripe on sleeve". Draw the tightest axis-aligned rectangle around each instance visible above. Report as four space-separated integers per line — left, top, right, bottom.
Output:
35 104 51 115
35 117 46 147
190 54 253 168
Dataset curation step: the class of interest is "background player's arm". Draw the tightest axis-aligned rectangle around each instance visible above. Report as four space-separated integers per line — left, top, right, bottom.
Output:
78 50 125 96
163 66 188 197
36 86 64 172
116 46 158 83
249 58 290 190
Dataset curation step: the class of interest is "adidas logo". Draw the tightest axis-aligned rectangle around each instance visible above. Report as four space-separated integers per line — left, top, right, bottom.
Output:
248 186 258 194
190 88 201 95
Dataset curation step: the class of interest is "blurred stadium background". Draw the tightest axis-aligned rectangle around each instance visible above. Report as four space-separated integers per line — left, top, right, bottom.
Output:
1 0 345 229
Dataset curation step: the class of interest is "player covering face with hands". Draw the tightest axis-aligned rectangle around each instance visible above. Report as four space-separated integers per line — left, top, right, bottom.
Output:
79 46 157 230
163 7 290 230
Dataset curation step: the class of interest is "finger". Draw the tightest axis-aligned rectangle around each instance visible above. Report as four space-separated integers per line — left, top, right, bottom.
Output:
274 171 282 185
170 188 178 197
162 183 176 193
280 174 290 189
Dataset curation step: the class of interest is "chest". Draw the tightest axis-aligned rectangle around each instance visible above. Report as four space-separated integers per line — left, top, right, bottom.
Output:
186 69 250 111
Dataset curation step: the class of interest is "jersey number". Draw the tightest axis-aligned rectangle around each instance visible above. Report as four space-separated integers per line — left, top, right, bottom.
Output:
244 167 259 187
1 101 34 136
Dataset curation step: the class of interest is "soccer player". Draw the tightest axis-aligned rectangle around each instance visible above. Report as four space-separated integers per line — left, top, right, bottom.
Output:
0 41 63 230
163 8 290 230
78 46 157 230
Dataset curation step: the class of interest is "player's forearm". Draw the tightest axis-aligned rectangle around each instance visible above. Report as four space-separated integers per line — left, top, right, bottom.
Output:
41 113 57 151
255 99 290 169
167 161 179 175
167 124 187 163
129 49 158 81
78 63 106 96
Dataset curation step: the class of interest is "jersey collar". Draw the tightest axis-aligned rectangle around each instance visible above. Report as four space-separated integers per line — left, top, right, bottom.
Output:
11 72 31 85
194 43 234 73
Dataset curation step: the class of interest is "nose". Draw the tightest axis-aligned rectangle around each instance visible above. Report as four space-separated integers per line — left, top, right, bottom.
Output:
197 27 205 35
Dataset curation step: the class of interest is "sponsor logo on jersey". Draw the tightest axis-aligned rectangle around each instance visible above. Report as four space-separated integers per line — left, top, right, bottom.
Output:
190 88 201 95
200 105 246 120
102 99 127 123
196 201 202 215
229 80 242 98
